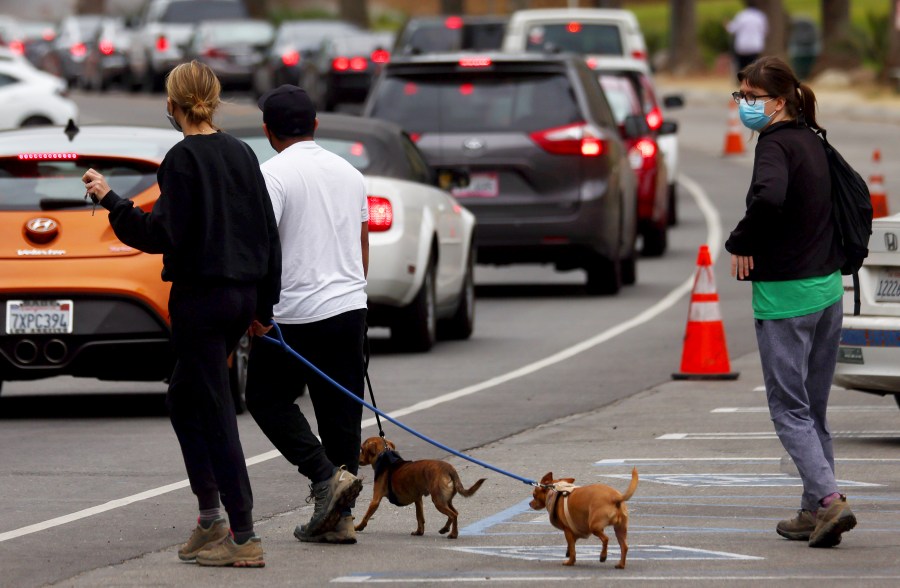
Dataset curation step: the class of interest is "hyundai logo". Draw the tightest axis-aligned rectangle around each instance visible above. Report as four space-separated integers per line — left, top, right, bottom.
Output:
886 232 898 252
25 217 59 245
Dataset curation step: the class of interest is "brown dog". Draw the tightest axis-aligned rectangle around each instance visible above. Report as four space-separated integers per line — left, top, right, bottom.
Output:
529 468 638 568
354 436 486 538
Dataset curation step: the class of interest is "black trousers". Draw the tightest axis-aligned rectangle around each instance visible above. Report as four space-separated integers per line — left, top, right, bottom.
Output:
167 281 256 532
246 309 366 487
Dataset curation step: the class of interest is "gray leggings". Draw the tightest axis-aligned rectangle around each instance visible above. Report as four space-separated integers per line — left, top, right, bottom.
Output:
755 300 842 512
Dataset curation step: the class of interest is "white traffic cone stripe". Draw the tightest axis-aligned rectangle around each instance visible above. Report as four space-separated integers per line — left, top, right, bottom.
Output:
692 267 718 295
689 301 723 323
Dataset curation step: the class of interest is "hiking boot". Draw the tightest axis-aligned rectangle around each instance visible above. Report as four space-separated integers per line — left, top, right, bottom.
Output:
177 517 229 561
196 534 265 567
294 514 357 544
809 494 857 548
776 509 817 541
301 466 362 537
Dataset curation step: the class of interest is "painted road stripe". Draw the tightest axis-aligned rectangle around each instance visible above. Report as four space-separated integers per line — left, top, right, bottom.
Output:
448 545 763 562
332 575 900 583
712 406 889 413
595 457 900 465
602 473 880 488
657 431 900 440
0 176 720 544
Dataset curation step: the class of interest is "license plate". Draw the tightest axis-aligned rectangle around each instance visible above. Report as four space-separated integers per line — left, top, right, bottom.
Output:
5 300 73 334
837 346 864 364
452 172 499 198
875 269 900 302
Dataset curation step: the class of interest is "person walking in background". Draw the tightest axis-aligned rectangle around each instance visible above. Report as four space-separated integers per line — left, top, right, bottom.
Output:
82 61 281 568
246 84 367 545
725 0 769 71
725 56 857 548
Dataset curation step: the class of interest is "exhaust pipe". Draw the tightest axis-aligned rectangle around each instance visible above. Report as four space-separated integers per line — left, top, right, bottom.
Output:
13 339 39 364
44 339 68 364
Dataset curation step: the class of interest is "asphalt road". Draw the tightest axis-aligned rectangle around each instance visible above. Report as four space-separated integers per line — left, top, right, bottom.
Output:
0 84 898 587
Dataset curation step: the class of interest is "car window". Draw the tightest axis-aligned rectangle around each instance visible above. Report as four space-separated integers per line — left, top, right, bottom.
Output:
278 22 358 49
241 135 372 173
0 156 158 211
597 73 641 124
203 22 273 45
525 23 623 56
401 21 505 53
161 1 247 23
370 73 581 134
400 136 431 184
0 72 18 87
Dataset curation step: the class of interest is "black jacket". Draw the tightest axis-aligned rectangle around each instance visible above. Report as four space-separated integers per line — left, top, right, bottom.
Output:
725 120 844 281
100 132 281 321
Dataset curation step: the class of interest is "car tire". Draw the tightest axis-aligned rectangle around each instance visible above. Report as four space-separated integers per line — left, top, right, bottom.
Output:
585 254 621 296
392 254 437 352
641 224 668 257
228 333 251 414
621 254 637 286
438 248 475 340
667 183 678 226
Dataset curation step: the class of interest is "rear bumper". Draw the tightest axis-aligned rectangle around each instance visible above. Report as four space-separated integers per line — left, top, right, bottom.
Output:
833 317 900 394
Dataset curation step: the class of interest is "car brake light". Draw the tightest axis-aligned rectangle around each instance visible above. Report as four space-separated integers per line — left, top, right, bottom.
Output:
332 56 350 71
567 22 581 33
409 132 421 142
631 49 647 60
204 47 229 59
70 43 86 58
530 123 604 157
371 49 390 64
445 16 463 30
18 153 78 160
9 40 24 55
350 142 365 156
349 56 367 71
585 57 597 69
645 106 663 131
459 83 473 95
99 39 114 55
367 196 393 232
627 138 657 170
281 49 300 66
156 35 169 52
458 56 491 68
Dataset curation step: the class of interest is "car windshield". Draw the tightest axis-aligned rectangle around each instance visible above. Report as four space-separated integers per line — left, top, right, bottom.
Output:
162 1 247 24
403 21 505 53
369 72 580 134
525 23 622 55
279 22 358 48
204 22 272 45
0 156 158 211
598 74 640 124
242 136 371 172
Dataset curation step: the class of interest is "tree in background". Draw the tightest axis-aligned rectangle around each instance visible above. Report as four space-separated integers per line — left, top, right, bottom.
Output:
758 0 787 59
668 0 703 74
339 0 370 28
77 0 105 13
886 0 900 83
440 0 463 13
814 0 862 72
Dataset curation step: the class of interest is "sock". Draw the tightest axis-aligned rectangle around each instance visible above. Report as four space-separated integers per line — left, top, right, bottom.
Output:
232 529 255 544
820 492 841 508
198 507 222 528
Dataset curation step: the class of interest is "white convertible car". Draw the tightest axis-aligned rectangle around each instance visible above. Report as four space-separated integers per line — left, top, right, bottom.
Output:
238 114 477 352
833 212 900 409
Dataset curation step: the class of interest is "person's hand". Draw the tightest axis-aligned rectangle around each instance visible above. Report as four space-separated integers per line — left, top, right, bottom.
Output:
731 254 754 280
248 319 273 338
82 168 111 202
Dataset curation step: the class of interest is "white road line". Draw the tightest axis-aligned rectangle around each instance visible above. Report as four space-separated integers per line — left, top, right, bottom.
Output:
332 576 900 583
596 457 900 464
712 406 889 413
0 174 719 544
658 431 900 440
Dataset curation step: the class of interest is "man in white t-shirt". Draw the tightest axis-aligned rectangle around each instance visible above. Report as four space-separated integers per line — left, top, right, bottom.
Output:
246 84 368 545
726 0 768 71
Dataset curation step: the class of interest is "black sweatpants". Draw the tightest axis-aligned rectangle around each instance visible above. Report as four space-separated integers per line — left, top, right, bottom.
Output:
167 281 256 532
245 309 366 487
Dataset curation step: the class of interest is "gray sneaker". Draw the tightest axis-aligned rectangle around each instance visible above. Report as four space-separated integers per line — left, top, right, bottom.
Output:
294 514 357 544
776 509 817 541
297 466 362 538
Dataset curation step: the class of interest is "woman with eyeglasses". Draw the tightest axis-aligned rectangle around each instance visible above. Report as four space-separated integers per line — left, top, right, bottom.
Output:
724 56 857 548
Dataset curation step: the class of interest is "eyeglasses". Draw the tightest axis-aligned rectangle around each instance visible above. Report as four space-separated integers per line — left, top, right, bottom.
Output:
731 91 773 106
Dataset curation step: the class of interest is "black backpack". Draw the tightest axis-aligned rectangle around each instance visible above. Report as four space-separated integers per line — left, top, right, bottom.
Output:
815 128 873 315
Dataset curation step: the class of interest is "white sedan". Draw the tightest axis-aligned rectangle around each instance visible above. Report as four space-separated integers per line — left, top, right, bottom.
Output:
237 114 477 352
0 46 79 129
833 212 900 408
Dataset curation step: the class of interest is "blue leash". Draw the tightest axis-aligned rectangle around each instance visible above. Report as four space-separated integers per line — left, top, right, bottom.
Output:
260 322 539 487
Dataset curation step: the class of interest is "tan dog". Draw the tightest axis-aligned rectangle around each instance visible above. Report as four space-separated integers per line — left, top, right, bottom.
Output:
354 436 486 538
529 468 638 569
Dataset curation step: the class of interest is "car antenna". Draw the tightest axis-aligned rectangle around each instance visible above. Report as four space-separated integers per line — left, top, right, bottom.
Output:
64 119 79 142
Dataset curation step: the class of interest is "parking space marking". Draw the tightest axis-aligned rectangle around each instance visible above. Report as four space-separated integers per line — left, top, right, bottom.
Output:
332 574 900 583
712 405 889 413
448 545 763 562
657 431 900 440
596 457 900 466
602 473 880 488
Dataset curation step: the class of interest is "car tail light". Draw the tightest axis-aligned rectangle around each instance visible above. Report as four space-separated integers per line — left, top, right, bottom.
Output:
645 106 663 131
409 132 421 143
332 56 350 71
371 49 390 64
458 56 491 68
9 40 24 55
631 49 647 60
18 153 78 160
459 82 473 96
70 43 86 58
585 57 597 69
567 21 581 33
203 47 229 59
445 16 463 30
349 56 367 71
281 49 300 66
156 35 169 52
367 196 393 232
99 39 114 56
530 123 604 157
627 138 657 170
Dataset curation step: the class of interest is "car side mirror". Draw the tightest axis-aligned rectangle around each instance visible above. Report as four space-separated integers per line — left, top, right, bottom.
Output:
622 114 650 140
663 94 684 109
658 120 678 135
436 168 470 191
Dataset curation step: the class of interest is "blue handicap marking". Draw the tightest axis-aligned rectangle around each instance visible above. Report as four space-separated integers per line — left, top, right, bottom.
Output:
447 544 764 562
602 473 881 488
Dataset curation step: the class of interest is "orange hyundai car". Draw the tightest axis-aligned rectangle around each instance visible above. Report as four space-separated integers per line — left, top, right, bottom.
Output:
0 124 250 410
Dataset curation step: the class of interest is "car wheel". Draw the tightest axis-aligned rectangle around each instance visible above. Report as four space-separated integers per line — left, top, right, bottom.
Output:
21 116 53 127
228 333 251 414
392 254 437 352
641 224 668 257
439 248 475 340
621 254 637 286
585 254 621 296
667 183 678 226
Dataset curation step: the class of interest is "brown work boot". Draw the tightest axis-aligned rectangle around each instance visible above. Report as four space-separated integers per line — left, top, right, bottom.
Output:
295 514 357 544
196 534 265 567
809 494 857 548
776 510 817 541
177 518 228 561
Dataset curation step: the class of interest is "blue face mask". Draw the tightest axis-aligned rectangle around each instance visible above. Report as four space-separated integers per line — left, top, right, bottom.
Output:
738 97 775 131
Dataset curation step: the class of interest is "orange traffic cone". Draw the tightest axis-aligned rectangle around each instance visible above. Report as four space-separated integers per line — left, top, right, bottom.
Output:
869 149 890 218
723 100 745 156
672 245 740 380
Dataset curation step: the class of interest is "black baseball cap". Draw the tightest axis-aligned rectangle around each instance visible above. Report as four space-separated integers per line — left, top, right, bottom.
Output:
257 84 316 137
